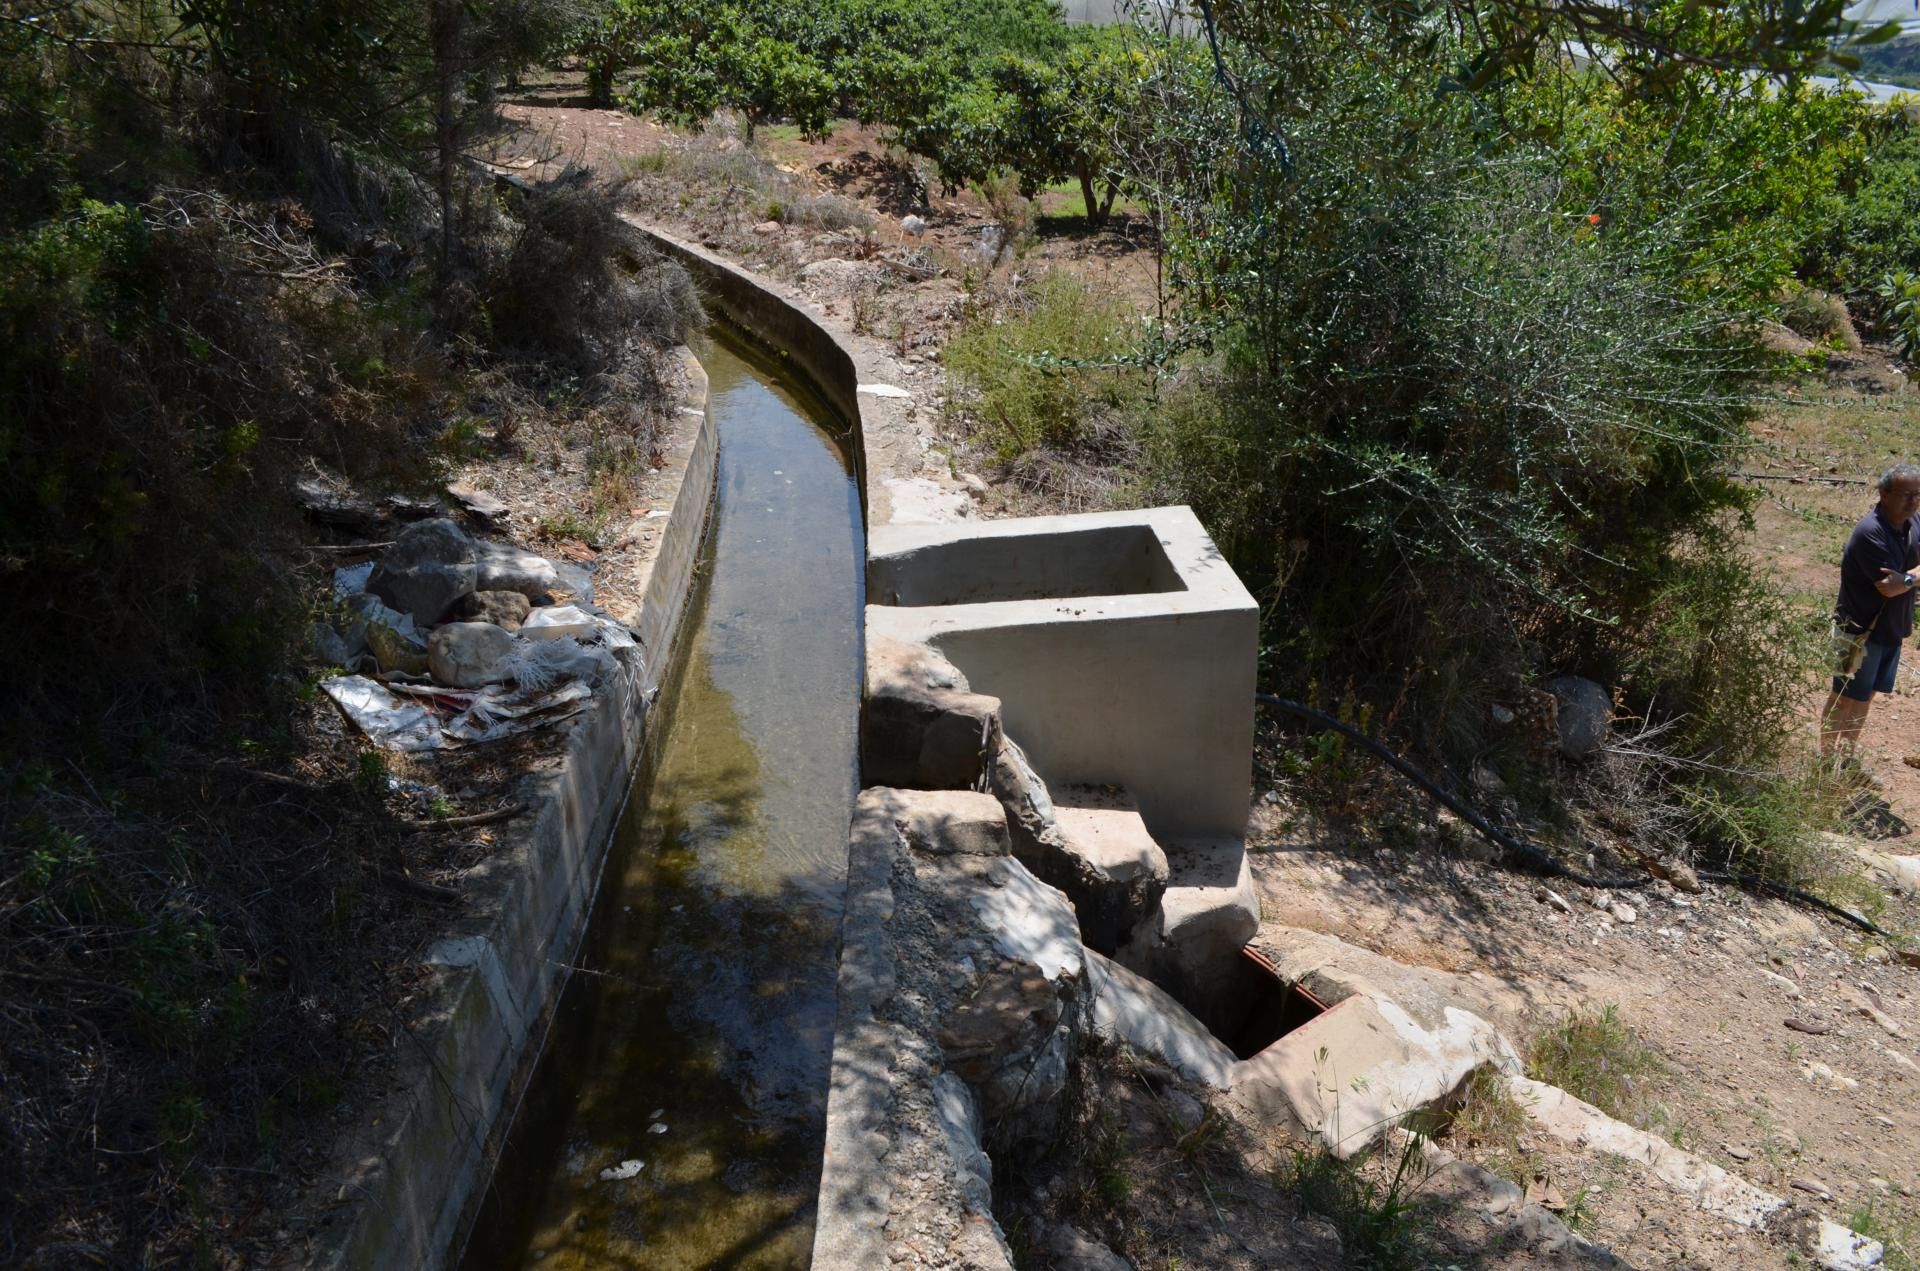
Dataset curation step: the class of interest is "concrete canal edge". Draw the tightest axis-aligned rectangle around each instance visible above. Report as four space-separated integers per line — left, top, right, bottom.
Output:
300 349 717 1271
304 222 922 1270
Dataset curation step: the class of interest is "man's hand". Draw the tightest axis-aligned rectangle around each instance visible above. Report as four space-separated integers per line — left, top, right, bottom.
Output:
1876 568 1916 597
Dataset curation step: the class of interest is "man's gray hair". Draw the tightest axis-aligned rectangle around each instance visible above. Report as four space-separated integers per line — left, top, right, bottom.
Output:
1880 464 1920 493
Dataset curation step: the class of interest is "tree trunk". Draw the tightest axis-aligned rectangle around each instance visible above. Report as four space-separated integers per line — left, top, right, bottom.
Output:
430 0 460 308
1078 163 1102 228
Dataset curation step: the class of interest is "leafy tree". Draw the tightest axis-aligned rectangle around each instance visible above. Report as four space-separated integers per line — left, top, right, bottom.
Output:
1115 8 1845 793
1804 106 1920 297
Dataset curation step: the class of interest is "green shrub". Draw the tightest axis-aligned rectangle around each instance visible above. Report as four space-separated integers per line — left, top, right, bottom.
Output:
943 271 1146 460
1806 109 1920 296
1877 269 1920 360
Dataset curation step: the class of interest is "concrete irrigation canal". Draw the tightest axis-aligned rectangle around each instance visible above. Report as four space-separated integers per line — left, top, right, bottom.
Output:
466 330 863 1270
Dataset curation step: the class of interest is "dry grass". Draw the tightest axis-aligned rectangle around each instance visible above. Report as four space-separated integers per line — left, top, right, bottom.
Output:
1526 1004 1669 1129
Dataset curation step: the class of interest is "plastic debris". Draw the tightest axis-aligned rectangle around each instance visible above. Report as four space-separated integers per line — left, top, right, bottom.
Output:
322 676 444 751
503 639 611 692
333 561 375 597
521 604 596 641
442 681 592 743
598 1159 644 1182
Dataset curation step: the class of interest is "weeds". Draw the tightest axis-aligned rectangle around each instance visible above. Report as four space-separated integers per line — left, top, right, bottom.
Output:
944 271 1147 461
1446 1067 1533 1188
1280 1131 1433 1269
1081 1111 1134 1214
780 193 873 232
1849 1201 1918 1271
1526 1004 1668 1128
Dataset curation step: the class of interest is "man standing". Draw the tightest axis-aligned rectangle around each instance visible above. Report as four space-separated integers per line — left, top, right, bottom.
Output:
1823 464 1920 755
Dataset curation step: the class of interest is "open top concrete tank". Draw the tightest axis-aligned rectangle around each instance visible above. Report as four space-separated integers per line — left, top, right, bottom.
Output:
865 507 1258 840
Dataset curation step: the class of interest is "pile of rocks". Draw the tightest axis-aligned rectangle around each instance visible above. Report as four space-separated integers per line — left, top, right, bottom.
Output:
317 518 641 747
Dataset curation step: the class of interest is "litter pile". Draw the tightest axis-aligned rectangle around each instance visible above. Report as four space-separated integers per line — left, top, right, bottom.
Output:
314 516 643 750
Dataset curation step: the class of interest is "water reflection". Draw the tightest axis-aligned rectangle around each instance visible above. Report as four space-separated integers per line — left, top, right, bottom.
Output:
500 331 861 1270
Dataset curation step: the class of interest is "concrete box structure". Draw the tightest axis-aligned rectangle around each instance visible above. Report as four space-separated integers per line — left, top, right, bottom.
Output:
866 507 1257 840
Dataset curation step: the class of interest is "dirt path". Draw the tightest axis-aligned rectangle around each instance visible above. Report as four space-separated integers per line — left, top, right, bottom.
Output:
1247 807 1920 1267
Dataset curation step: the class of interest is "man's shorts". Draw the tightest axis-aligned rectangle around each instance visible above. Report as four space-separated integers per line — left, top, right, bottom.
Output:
1835 639 1902 701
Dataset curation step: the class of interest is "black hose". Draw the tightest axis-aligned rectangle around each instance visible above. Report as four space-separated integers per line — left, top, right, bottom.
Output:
1697 870 1894 938
1254 694 1902 937
1254 693 1651 890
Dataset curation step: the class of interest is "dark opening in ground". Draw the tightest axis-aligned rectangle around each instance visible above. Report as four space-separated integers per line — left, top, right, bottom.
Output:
1206 947 1329 1060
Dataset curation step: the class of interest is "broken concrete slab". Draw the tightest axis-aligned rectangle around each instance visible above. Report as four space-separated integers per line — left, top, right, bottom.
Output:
1510 1076 1886 1269
1086 950 1235 1091
1512 1075 1786 1229
861 635 1003 789
1228 993 1514 1157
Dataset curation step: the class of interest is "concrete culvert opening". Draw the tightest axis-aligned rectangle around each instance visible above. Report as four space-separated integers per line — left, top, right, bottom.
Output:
1204 947 1330 1061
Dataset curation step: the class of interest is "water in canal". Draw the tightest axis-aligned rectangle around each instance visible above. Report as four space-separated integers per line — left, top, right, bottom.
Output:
470 329 862 1270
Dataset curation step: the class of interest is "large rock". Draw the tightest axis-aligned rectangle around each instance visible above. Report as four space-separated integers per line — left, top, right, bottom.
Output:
815 787 1077 1271
473 539 560 599
1545 675 1611 760
367 518 475 625
986 733 1056 854
862 636 1003 789
1024 787 1168 954
366 621 429 676
427 621 516 688
1040 1224 1133 1271
457 589 530 631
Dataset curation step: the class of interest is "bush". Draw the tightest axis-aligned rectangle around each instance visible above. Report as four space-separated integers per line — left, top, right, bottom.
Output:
1778 286 1860 348
492 175 703 372
943 271 1147 460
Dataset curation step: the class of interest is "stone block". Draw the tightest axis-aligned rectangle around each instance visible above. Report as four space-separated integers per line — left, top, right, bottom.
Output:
862 635 1002 789
1029 787 1168 953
